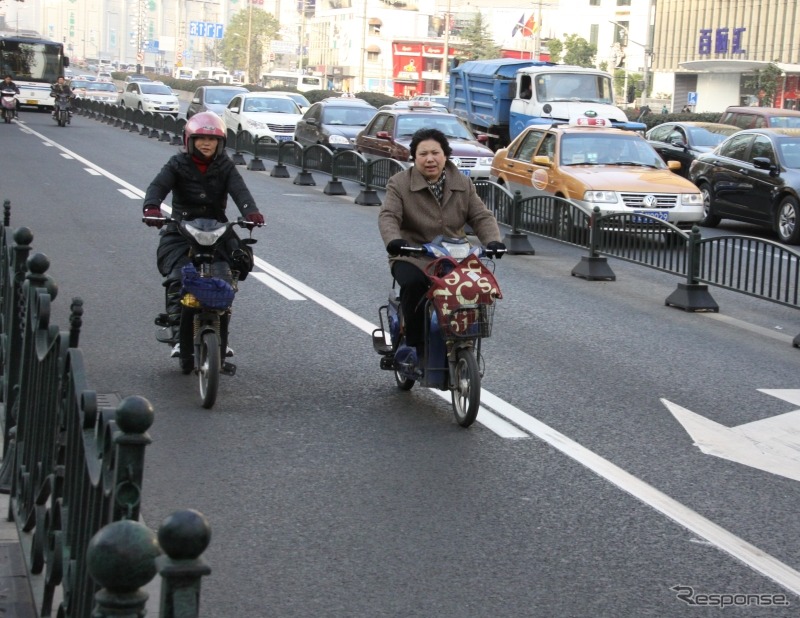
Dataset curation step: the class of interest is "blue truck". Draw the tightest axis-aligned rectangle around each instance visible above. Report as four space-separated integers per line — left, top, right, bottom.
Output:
449 58 642 150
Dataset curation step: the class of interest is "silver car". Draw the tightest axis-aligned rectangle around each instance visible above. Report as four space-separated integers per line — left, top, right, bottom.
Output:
187 85 248 119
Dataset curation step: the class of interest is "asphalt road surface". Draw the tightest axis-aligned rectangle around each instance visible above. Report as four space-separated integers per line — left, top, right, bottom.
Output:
3 109 800 617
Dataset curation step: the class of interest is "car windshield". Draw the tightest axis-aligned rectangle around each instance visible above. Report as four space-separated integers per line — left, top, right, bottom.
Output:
778 138 800 168
560 134 666 168
205 88 245 104
70 81 91 89
395 116 474 140
322 107 375 126
88 82 116 92
535 73 614 104
686 125 739 148
244 97 298 113
141 84 172 95
286 94 309 107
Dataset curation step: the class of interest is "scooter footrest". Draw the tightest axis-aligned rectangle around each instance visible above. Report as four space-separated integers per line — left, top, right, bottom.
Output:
380 356 395 370
222 362 236 376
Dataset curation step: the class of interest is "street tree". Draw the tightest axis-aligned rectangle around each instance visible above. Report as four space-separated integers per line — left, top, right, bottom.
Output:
546 39 563 64
218 7 281 84
561 34 596 67
457 13 501 61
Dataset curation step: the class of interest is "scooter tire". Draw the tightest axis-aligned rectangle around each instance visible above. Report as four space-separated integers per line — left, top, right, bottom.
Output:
198 331 220 409
451 347 481 428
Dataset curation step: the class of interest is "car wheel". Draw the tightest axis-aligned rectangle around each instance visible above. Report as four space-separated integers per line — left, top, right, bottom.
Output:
698 182 720 227
775 196 800 244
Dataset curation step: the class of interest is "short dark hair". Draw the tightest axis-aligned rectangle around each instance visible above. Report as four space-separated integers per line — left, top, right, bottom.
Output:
410 128 452 159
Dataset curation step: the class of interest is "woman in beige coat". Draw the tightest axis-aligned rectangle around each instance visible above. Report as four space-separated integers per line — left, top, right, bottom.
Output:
378 128 505 355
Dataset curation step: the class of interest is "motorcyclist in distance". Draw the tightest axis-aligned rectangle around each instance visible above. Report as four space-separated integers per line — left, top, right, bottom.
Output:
142 111 265 358
2 75 19 118
50 76 73 118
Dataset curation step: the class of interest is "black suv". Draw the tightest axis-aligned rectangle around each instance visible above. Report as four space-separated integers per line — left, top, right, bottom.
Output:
294 97 377 151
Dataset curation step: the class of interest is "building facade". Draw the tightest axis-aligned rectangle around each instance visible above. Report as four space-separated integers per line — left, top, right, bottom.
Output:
652 0 800 112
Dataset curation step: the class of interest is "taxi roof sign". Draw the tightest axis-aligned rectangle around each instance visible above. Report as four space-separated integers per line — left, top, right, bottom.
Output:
573 116 610 127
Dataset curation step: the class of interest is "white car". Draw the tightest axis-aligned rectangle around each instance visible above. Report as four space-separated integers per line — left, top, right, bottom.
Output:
84 81 120 103
120 81 179 116
262 90 310 113
222 93 303 145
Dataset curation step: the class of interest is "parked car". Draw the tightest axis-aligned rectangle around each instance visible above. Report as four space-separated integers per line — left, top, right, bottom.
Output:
355 107 494 178
263 91 311 113
646 121 740 177
490 120 705 228
97 71 113 82
222 92 303 144
84 81 121 104
718 106 800 130
187 85 248 119
294 98 377 151
688 128 800 244
119 81 180 116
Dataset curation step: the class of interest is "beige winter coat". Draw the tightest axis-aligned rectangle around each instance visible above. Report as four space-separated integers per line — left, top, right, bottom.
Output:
378 161 502 268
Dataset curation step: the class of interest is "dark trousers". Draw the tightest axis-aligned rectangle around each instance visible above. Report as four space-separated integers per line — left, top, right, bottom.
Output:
391 261 430 348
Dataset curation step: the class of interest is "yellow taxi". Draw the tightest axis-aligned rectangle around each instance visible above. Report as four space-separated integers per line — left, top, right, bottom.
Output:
489 118 704 228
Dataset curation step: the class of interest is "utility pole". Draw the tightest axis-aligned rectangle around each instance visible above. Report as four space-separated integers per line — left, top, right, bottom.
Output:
641 0 655 109
245 0 252 82
358 0 367 92
439 0 451 96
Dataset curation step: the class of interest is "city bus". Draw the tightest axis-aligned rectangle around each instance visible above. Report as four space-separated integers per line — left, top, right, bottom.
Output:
260 71 323 92
0 31 69 110
174 67 198 80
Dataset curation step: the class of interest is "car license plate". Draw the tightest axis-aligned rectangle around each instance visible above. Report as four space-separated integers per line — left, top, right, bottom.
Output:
275 135 291 142
27 99 37 105
460 169 471 176
159 106 171 111
632 210 668 223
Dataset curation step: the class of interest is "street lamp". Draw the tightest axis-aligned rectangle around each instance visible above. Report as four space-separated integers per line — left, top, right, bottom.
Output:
245 0 252 83
609 20 651 108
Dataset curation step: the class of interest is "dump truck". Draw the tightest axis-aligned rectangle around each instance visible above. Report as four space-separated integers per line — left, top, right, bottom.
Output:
449 58 643 150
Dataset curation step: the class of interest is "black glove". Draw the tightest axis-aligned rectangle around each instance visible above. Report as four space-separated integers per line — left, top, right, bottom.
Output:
486 241 506 258
386 238 406 256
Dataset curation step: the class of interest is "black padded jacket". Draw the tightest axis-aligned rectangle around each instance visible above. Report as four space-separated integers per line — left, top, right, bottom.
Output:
143 151 258 223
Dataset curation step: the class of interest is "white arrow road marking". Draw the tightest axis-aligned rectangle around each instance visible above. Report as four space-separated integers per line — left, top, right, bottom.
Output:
663 392 800 482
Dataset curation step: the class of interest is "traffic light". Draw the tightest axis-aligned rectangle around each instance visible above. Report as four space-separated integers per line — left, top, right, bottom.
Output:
627 84 636 103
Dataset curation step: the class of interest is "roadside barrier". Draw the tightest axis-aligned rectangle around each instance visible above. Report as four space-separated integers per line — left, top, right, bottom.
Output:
474 181 800 341
0 200 210 617
71 102 800 344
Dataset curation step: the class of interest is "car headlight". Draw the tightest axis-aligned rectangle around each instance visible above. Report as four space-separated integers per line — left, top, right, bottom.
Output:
681 193 704 206
583 190 619 203
328 135 349 145
247 119 267 129
478 156 493 166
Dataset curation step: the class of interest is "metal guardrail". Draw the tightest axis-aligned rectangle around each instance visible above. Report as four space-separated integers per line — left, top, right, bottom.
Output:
72 101 800 343
0 200 211 617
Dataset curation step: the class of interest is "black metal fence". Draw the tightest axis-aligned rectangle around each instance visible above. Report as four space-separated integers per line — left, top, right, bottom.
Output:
0 200 211 617
71 100 800 344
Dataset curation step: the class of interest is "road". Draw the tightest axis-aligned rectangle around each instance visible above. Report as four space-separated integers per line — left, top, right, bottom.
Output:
3 109 800 617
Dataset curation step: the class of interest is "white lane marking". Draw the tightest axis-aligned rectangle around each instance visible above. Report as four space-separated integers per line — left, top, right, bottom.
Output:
700 312 794 344
664 391 800 482
60 153 73 159
85 168 101 176
33 133 800 595
478 390 800 597
250 271 306 300
119 189 140 199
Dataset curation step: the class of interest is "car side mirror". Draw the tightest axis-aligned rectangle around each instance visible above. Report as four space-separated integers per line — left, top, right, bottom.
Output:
229 106 240 114
669 137 687 148
118 88 123 94
192 97 200 103
533 155 552 166
476 134 488 144
667 160 682 171
752 156 778 174
376 130 392 140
